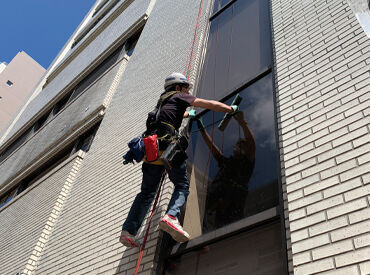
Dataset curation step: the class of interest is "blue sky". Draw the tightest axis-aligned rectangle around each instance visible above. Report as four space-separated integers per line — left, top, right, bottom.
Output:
0 0 96 69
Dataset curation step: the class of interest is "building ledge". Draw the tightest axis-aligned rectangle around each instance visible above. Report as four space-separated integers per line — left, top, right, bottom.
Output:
171 207 279 256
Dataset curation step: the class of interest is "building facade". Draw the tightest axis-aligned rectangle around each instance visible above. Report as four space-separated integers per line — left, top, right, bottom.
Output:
0 51 45 133
0 0 369 274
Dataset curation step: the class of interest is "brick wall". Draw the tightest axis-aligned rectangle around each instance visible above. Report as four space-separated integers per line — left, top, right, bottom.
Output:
0 61 123 186
0 154 83 275
1 0 151 148
31 0 211 274
271 0 370 274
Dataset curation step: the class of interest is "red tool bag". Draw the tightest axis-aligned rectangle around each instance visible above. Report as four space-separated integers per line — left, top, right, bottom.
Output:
143 135 160 162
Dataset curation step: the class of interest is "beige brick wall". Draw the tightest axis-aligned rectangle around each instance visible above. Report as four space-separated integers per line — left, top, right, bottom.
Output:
271 0 370 274
0 153 83 275
29 0 212 274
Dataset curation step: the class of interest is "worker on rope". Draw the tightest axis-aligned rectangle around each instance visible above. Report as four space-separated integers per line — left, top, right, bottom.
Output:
120 72 239 247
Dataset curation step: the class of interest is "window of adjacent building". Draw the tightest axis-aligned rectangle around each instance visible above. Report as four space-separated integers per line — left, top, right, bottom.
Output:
33 111 51 133
0 122 100 209
125 29 143 57
52 91 73 116
73 123 100 153
71 0 121 49
183 0 277 238
6 80 13 87
69 28 142 101
0 28 143 164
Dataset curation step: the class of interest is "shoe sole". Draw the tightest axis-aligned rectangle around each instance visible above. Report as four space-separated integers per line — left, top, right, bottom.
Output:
119 235 139 248
159 219 189 243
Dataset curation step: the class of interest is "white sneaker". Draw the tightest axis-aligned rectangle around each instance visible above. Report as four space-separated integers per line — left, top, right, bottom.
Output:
159 214 190 243
119 230 140 247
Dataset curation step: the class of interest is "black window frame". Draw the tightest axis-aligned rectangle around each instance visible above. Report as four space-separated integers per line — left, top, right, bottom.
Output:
160 0 288 273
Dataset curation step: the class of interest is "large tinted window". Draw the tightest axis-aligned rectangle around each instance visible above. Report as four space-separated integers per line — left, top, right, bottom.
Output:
198 0 271 100
182 0 277 239
187 74 278 235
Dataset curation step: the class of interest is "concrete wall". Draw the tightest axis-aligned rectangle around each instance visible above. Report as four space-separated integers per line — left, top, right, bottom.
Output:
271 0 370 274
0 52 45 133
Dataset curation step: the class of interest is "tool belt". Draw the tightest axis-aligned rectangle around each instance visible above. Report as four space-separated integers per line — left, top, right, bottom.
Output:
160 134 189 171
144 121 189 169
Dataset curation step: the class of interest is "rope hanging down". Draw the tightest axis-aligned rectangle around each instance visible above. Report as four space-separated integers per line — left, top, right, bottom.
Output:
134 1 205 274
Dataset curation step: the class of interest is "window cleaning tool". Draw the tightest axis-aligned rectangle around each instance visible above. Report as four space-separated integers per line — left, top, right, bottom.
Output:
218 94 243 131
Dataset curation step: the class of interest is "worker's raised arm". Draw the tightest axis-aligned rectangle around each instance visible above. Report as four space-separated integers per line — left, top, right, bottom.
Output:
191 98 234 113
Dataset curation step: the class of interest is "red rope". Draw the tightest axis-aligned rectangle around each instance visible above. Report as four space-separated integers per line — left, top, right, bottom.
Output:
134 1 205 273
184 0 204 80
134 172 166 275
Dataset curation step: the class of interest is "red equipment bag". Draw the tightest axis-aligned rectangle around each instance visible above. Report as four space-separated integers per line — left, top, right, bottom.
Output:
143 135 160 162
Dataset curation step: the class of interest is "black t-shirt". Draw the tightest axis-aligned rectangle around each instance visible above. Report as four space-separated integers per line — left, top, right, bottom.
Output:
158 91 196 130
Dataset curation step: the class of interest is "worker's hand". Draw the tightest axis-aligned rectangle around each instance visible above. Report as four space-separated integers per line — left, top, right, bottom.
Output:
188 109 196 118
196 117 205 130
230 105 239 114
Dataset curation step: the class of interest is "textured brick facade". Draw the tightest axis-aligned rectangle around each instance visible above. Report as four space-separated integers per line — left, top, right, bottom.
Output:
1 0 369 274
271 0 370 273
0 153 83 275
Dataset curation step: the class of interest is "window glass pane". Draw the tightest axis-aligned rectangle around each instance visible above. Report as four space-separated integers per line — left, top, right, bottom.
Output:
166 223 285 274
125 28 143 57
53 91 72 116
33 111 51 132
213 0 233 14
197 20 219 100
213 6 233 99
70 45 124 101
199 0 271 100
229 0 271 91
186 73 278 237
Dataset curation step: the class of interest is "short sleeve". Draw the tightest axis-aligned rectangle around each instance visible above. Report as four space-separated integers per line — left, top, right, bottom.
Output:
177 93 196 105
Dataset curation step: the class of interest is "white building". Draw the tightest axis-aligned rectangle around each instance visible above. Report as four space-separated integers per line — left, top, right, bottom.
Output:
0 0 369 274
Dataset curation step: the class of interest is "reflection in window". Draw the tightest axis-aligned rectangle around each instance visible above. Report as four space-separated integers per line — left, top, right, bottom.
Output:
198 0 271 101
186 74 278 237
213 0 233 14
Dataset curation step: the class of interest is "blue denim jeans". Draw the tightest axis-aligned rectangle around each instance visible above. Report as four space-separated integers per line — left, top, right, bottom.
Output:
122 161 190 235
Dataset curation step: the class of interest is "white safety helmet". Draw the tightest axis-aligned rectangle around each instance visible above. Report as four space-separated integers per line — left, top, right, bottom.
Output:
164 72 193 90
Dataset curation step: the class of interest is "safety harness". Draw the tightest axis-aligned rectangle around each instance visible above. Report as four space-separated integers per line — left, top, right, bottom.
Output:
133 0 205 272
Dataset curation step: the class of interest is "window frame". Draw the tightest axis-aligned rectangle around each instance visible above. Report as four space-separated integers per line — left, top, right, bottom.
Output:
161 0 288 272
0 122 101 210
